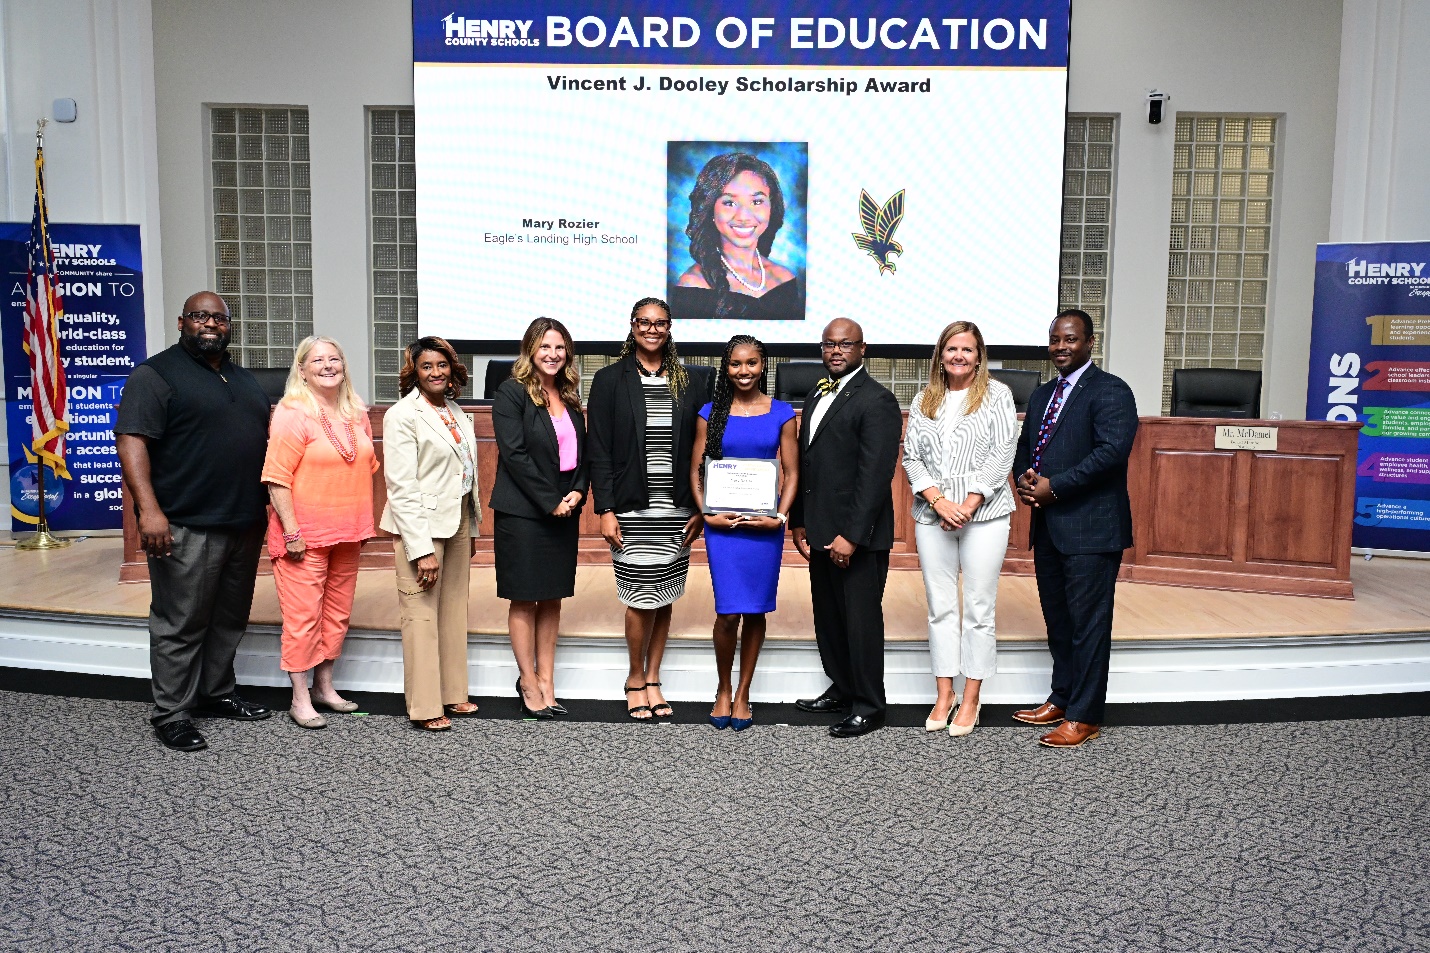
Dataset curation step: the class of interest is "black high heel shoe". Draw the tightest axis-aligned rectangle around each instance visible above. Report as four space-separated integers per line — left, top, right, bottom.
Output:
516 677 554 720
624 682 653 722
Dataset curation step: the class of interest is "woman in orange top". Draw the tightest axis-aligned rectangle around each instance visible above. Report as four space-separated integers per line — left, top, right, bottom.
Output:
263 336 378 729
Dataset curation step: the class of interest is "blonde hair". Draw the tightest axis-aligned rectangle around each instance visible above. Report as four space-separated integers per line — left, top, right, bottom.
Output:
512 317 582 409
282 336 366 420
917 321 989 418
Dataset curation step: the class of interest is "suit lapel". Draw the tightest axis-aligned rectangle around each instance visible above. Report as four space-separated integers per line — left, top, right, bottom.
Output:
623 359 648 432
413 390 459 452
800 390 821 452
809 371 864 446
538 399 562 457
1044 364 1097 444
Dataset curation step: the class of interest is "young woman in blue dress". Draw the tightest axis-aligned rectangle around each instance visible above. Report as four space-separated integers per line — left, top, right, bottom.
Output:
689 335 800 731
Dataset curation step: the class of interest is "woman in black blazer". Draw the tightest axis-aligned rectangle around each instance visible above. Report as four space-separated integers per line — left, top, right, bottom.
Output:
586 297 704 720
491 317 588 719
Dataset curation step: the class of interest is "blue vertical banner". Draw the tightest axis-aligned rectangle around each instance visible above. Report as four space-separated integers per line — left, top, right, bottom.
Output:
1 223 146 531
1307 241 1430 554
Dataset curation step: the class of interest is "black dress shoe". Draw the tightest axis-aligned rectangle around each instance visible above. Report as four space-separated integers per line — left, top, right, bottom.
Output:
794 690 848 714
193 694 273 721
155 720 207 752
829 712 885 738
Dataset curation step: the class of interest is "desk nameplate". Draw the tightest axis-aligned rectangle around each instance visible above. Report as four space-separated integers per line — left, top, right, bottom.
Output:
1215 424 1278 451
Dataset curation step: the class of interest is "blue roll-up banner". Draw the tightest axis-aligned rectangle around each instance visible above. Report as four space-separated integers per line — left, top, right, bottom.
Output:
1307 241 1430 555
1 223 146 532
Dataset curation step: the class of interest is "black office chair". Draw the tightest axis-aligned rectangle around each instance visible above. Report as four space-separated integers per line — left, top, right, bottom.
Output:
988 368 1041 414
1170 368 1262 419
775 361 827 404
684 363 715 404
247 368 288 406
483 360 515 399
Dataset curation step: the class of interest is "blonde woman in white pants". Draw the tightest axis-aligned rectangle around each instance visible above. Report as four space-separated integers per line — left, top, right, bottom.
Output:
903 321 1019 737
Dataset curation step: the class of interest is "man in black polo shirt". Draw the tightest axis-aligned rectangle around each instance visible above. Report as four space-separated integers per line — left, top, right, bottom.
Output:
116 291 273 751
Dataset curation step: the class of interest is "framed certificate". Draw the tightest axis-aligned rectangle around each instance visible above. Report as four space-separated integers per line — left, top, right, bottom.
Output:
701 457 780 517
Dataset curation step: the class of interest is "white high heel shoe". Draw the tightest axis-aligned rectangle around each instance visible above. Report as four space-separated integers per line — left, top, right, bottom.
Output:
947 701 980 737
924 696 960 732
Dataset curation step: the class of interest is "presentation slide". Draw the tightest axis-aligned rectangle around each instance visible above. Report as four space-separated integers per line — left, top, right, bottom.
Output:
412 1 1070 349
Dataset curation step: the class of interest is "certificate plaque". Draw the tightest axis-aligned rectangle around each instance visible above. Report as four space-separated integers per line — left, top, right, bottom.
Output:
702 457 779 517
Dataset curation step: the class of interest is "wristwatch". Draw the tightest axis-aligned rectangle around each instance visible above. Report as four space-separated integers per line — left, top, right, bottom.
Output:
776 512 789 524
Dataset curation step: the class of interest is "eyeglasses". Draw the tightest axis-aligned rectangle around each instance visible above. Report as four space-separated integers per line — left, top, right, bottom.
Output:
306 356 344 368
634 318 672 332
820 340 863 352
183 311 231 326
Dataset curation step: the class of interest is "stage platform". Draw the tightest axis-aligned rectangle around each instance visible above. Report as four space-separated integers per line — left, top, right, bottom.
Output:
4 538 1428 705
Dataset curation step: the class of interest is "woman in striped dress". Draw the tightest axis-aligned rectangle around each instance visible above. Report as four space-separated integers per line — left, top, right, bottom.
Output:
587 298 705 720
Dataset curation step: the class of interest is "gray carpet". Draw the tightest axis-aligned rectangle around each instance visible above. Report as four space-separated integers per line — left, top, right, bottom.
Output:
1 691 1426 953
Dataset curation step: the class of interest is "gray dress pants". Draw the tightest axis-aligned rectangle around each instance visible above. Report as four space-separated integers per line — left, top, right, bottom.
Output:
148 523 264 726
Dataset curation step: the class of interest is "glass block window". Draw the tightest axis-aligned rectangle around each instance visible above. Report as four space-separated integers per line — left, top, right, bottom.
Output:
1003 114 1118 383
368 107 418 403
210 106 312 369
1163 115 1276 412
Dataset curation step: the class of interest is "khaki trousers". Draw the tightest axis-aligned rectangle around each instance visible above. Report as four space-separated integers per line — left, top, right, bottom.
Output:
395 521 472 720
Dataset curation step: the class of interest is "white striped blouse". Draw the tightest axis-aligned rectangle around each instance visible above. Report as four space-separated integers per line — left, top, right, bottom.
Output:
901 377 1019 525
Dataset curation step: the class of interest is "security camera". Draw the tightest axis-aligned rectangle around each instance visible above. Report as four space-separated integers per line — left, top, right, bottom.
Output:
1147 90 1170 125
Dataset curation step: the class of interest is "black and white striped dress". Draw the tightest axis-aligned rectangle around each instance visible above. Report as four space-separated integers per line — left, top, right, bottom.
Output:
611 376 693 609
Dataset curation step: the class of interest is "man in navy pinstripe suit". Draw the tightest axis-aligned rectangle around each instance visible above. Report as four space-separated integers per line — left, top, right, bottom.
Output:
1012 309 1138 748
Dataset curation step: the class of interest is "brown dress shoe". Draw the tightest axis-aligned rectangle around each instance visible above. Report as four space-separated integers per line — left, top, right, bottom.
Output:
1011 702 1066 725
1038 721 1101 748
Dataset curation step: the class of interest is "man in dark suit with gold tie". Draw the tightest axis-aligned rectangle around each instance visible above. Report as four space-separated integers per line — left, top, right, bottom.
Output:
1013 309 1138 748
790 318 904 737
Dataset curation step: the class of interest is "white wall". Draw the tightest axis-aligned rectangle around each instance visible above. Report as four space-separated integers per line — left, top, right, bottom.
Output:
1329 0 1430 243
1068 0 1344 418
151 0 414 401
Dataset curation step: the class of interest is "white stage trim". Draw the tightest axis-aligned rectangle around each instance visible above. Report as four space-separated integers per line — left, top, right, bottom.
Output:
1 610 1427 705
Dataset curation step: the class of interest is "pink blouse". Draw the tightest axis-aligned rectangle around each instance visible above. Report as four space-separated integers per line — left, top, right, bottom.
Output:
261 402 378 558
551 407 578 472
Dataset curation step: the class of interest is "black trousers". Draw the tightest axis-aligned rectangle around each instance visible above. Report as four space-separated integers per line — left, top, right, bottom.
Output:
808 547 889 718
1032 530 1122 725
148 524 264 726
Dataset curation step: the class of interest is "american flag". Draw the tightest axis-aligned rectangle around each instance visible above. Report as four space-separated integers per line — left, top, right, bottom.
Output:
23 139 69 480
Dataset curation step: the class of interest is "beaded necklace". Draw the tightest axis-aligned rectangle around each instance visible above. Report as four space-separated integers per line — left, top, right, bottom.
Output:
318 409 357 464
432 402 464 445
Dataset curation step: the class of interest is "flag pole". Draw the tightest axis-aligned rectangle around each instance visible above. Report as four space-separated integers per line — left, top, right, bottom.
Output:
17 120 70 551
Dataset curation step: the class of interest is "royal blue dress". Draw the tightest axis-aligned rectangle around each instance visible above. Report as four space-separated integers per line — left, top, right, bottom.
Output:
699 399 797 614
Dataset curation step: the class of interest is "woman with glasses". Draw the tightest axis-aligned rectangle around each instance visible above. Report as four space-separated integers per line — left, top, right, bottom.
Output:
690 335 799 731
379 337 483 732
262 336 378 729
490 317 588 719
587 297 704 721
901 321 1018 737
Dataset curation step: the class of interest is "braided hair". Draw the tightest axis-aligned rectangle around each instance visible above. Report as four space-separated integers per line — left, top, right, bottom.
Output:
617 296 689 401
704 334 768 461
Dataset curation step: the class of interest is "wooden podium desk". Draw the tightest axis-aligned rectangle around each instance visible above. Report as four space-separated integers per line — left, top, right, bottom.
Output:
121 408 1360 598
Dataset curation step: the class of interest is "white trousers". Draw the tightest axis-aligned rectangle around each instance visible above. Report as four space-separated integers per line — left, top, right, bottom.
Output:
914 515 1009 680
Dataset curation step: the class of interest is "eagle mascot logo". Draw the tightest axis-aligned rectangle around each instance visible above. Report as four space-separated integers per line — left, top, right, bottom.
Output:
851 189 905 275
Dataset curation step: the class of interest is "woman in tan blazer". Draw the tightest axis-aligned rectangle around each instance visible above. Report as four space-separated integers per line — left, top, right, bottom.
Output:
380 337 483 731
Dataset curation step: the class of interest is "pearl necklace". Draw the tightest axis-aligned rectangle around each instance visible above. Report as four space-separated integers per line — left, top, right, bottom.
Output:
721 252 766 293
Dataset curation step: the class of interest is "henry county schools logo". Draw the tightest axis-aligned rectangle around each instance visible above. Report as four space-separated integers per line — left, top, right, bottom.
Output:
852 189 905 275
441 13 540 46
